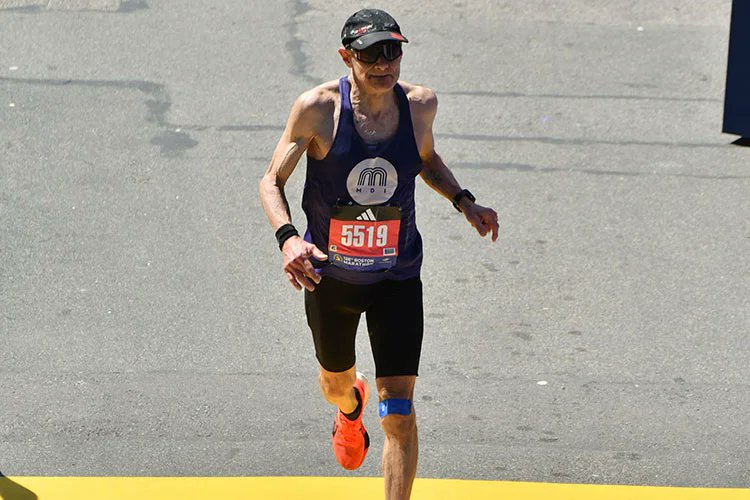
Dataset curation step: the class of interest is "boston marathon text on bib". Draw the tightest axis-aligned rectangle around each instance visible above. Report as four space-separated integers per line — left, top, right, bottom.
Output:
328 205 401 272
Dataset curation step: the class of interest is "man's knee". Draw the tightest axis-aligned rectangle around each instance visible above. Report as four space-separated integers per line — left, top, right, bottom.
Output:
381 411 416 438
318 369 356 399
379 398 416 438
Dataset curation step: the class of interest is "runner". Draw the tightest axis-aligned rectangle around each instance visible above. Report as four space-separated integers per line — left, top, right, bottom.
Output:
259 8 499 499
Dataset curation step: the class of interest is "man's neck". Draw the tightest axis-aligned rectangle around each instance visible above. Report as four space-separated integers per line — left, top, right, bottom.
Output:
349 78 396 117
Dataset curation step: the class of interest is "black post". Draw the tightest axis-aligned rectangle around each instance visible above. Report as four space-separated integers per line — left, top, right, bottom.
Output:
723 0 750 140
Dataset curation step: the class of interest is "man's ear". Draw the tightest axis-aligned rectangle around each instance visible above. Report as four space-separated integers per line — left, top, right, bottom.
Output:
338 47 353 68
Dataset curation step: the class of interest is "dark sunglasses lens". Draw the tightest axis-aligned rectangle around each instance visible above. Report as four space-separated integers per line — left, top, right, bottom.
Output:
356 49 376 63
355 42 402 63
382 43 402 61
358 46 382 63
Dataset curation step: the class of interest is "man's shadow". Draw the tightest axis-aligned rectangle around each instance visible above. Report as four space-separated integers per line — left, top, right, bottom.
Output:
0 472 37 500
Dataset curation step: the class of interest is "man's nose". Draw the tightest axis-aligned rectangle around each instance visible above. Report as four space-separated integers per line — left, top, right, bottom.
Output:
373 55 389 67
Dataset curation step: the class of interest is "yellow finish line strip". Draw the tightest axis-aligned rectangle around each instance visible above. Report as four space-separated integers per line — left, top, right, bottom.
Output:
1 476 748 500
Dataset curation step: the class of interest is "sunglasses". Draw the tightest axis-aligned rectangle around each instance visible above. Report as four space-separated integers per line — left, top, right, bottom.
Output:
350 42 403 64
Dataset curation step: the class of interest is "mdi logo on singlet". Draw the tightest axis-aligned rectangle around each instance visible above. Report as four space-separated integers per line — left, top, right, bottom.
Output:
346 157 398 205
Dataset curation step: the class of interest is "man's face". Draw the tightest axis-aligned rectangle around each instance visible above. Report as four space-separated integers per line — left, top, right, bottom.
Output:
339 41 403 93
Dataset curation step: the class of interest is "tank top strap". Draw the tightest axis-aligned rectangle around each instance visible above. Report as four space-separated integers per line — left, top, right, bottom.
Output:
339 77 353 118
337 76 357 143
393 83 409 113
394 83 417 139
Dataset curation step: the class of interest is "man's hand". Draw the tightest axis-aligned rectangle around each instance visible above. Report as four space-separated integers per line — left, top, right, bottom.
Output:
281 236 328 291
461 202 499 242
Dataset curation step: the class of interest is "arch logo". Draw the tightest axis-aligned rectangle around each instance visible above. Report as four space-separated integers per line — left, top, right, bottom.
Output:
346 157 398 205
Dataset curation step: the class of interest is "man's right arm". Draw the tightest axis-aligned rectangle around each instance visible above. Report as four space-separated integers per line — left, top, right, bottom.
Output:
259 91 329 291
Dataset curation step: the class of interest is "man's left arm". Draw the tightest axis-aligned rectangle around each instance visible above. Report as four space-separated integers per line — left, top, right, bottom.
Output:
415 90 499 242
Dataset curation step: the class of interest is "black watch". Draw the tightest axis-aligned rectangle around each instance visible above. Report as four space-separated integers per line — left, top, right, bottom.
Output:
452 189 476 212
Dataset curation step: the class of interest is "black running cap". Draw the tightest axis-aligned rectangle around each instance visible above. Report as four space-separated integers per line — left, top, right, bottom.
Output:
341 9 408 49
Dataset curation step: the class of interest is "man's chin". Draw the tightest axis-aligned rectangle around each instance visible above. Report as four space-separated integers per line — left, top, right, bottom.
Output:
368 74 396 88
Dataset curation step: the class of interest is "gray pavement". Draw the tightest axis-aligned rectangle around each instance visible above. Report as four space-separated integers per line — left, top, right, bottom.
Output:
1 0 749 489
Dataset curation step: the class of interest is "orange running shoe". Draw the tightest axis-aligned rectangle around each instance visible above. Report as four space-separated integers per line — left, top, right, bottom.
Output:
331 371 370 470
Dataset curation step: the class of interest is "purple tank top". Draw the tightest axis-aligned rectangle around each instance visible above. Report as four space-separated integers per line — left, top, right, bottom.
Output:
302 77 423 285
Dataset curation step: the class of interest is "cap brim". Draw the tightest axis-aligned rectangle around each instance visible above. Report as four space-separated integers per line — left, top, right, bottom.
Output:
350 31 408 49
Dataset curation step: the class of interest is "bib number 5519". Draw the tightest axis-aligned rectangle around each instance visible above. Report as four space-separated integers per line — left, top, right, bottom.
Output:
340 224 388 248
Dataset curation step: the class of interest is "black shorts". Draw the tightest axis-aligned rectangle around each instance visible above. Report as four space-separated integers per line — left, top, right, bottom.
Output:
304 276 423 378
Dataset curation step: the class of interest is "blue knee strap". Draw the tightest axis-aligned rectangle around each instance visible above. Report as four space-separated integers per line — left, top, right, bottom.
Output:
378 399 412 418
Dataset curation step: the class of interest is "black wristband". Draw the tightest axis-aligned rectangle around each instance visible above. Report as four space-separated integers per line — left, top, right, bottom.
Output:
452 189 476 212
275 223 299 250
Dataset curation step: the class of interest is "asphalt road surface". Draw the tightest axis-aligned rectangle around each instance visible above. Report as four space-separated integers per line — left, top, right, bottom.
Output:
1 0 748 490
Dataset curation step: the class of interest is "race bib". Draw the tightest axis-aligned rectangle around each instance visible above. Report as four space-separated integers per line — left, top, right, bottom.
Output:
328 205 401 272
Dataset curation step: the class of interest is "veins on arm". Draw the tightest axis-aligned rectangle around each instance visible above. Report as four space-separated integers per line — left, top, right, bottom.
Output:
259 93 319 230
414 87 463 201
260 141 303 229
420 162 443 186
420 151 462 202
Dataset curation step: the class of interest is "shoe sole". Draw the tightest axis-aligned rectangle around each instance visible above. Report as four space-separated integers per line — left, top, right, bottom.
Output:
355 371 370 454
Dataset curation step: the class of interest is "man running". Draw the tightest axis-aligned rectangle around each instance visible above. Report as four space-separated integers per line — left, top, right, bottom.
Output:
259 8 499 499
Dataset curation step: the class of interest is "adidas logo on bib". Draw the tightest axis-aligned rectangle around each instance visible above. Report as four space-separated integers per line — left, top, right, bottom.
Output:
356 209 377 221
